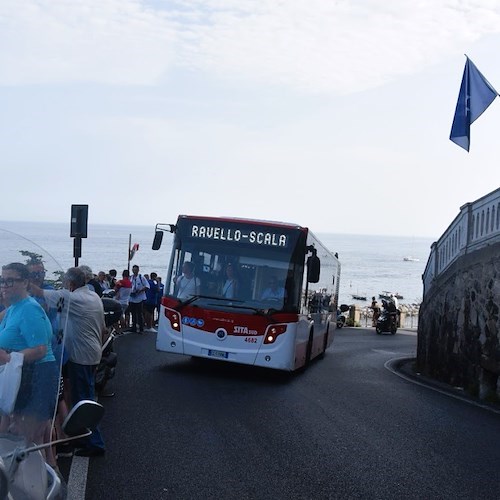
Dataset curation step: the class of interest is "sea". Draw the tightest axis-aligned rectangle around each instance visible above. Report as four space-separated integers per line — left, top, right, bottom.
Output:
0 220 435 306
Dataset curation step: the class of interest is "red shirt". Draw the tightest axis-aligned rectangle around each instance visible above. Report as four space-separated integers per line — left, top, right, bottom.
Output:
115 278 132 290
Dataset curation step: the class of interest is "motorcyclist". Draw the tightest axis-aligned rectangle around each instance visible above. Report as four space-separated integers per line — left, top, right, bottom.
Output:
370 296 380 326
390 294 401 327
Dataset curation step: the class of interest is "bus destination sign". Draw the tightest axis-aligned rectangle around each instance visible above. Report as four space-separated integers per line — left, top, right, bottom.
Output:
189 224 289 247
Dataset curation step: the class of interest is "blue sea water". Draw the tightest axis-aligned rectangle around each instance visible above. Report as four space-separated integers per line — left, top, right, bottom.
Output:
0 221 435 305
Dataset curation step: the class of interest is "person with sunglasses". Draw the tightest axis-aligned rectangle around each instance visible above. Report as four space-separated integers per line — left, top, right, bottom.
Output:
0 262 58 450
27 259 70 463
27 261 51 289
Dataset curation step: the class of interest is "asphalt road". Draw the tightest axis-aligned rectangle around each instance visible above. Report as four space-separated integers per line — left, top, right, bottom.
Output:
76 328 500 500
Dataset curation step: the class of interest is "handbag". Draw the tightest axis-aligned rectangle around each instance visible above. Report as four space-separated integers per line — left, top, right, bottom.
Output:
0 352 24 415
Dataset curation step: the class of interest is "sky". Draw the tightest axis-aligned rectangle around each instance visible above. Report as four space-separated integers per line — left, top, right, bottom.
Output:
1 0 500 238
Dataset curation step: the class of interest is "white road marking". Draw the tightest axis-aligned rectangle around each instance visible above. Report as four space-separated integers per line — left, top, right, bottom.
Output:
372 349 399 355
67 456 89 499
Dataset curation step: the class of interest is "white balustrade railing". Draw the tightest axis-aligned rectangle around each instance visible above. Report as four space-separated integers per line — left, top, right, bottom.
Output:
423 187 500 296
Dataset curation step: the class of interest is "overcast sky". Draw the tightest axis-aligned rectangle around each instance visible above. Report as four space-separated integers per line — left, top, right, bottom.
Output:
1 0 499 238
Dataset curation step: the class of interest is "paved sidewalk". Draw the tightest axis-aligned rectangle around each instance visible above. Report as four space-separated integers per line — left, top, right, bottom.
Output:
387 357 500 415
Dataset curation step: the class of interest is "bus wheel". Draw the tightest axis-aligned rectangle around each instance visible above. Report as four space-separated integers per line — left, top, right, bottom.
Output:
305 330 314 366
319 326 329 358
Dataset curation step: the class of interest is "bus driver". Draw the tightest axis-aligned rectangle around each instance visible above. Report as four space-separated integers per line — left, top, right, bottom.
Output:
261 276 285 301
175 262 201 300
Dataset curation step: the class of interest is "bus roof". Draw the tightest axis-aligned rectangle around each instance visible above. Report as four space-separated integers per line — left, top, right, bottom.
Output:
177 214 307 232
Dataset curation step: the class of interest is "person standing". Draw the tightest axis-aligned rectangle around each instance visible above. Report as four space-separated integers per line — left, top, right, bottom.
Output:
28 259 69 462
129 265 149 334
107 269 117 290
370 296 380 326
144 272 158 332
32 266 106 457
390 294 400 327
0 263 59 451
115 270 132 332
155 277 164 326
97 271 110 292
78 265 103 297
27 260 60 349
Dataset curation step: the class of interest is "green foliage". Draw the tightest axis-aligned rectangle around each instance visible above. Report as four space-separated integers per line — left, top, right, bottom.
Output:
19 250 44 265
345 318 361 327
46 270 65 289
19 250 63 289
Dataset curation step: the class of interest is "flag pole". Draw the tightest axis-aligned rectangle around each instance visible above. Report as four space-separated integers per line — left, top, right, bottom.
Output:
127 233 131 273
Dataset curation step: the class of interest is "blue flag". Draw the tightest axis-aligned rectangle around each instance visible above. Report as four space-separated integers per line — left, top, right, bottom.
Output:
450 56 498 151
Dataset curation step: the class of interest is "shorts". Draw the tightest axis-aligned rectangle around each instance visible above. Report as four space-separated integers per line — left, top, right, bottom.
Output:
15 361 59 421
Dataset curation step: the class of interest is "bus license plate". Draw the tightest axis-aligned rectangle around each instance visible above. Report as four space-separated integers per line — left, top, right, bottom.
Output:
208 349 228 359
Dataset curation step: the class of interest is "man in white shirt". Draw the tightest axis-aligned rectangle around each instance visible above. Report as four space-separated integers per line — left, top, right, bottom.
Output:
261 276 285 301
390 294 399 310
39 266 106 457
390 294 400 327
128 265 149 334
175 262 200 300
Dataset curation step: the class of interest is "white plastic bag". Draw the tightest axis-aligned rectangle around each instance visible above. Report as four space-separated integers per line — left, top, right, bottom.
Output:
0 352 24 415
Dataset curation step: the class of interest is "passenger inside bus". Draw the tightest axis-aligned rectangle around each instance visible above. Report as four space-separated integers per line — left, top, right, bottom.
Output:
261 276 285 301
221 263 239 299
174 261 201 299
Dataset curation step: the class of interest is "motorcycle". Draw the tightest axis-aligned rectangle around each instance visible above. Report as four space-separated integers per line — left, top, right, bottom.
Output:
95 297 121 396
336 310 346 328
336 304 350 329
0 400 104 500
376 298 398 335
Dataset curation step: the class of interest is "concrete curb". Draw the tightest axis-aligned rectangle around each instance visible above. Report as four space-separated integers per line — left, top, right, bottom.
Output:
385 356 500 416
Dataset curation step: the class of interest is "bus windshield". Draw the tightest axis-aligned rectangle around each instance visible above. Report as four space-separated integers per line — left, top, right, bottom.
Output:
165 218 306 313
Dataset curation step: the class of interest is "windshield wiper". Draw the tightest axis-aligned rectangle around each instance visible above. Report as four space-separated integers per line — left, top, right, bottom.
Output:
175 295 279 317
175 294 243 310
221 304 278 316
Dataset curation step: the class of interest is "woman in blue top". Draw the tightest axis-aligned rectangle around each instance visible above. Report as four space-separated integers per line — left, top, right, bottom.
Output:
0 262 58 446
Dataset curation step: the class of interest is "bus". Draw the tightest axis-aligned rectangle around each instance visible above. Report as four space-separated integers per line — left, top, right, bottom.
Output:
152 215 341 371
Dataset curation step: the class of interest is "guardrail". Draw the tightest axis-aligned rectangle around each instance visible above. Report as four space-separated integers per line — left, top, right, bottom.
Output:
423 187 500 296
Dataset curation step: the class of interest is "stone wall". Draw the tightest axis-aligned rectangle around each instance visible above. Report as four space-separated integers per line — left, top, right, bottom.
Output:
417 242 500 400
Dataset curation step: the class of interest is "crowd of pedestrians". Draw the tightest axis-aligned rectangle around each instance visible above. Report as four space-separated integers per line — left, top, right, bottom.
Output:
93 265 164 334
0 258 164 478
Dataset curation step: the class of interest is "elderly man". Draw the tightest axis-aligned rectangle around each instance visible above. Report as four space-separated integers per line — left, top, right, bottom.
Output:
32 266 106 457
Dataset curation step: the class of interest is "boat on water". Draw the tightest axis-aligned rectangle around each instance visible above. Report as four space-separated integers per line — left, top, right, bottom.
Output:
403 256 420 262
379 291 404 300
352 294 367 301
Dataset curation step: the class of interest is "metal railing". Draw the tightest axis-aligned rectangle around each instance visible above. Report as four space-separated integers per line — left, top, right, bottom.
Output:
359 306 419 329
423 187 500 296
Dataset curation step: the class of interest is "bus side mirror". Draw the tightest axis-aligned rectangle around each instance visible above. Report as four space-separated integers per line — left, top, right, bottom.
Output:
152 231 163 251
307 255 320 283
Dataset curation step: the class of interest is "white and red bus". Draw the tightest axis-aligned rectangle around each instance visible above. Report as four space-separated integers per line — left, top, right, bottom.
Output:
152 215 341 371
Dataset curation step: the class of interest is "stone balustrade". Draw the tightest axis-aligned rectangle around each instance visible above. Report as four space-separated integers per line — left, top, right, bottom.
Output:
418 187 500 400
423 187 500 296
